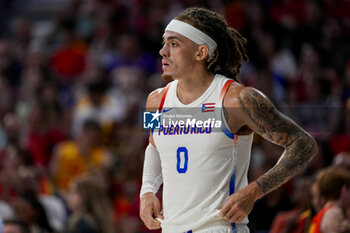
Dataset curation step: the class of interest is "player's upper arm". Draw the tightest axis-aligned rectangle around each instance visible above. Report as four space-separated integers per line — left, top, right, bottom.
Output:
224 85 316 150
146 88 165 111
146 87 167 148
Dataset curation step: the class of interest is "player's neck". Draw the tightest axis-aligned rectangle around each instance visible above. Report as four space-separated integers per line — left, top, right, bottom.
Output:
176 69 215 105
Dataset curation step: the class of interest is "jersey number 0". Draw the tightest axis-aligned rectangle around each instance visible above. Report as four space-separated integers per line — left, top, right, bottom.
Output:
176 147 188 173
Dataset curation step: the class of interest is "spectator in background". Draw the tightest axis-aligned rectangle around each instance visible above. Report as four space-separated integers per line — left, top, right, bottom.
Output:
0 39 22 88
38 81 67 136
342 59 350 102
16 48 51 123
50 119 113 191
288 42 342 141
309 175 326 215
0 145 26 201
290 0 324 59
309 166 350 233
50 17 87 82
321 17 350 76
11 191 54 233
329 76 350 157
109 66 146 122
72 80 125 140
106 32 157 75
26 100 65 167
270 176 312 233
332 151 350 170
1 112 22 150
268 0 305 31
296 75 341 140
248 158 294 232
0 77 14 119
2 219 31 233
291 174 326 233
65 175 115 233
0 200 15 220
11 18 33 62
15 166 67 232
0 0 12 36
291 44 321 104
86 12 117 72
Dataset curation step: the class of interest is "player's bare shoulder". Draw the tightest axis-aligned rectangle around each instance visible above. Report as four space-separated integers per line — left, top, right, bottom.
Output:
223 82 244 108
146 86 168 110
223 82 270 109
146 85 170 146
222 82 272 134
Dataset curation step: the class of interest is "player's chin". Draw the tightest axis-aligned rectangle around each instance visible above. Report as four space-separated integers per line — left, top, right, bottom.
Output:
162 74 174 82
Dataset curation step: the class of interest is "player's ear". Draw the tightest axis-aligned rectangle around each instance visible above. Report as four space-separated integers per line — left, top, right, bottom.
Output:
195 45 209 62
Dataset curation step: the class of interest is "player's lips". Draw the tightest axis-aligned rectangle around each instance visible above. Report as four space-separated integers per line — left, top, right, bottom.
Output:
162 60 171 69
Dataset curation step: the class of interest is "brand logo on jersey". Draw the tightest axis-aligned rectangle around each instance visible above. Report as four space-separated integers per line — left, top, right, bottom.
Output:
143 110 161 129
162 107 174 113
202 103 215 112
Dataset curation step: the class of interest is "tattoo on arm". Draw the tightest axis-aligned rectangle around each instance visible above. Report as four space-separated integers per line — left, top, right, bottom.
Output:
237 88 316 195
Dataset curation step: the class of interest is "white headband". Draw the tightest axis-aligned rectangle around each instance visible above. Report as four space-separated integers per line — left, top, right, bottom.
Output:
165 19 217 57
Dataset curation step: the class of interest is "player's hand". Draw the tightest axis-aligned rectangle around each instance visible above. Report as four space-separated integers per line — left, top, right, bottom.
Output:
140 192 163 230
219 182 263 223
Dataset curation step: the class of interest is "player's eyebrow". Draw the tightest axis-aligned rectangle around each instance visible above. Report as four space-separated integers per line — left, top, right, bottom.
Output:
162 35 183 42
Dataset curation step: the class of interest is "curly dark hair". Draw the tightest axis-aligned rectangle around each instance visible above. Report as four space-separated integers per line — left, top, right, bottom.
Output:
174 7 248 81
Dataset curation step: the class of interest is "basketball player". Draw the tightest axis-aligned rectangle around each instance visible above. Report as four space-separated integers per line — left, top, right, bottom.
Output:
140 7 317 233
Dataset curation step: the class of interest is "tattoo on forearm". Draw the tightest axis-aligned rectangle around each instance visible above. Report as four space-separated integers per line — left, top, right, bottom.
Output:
237 88 316 194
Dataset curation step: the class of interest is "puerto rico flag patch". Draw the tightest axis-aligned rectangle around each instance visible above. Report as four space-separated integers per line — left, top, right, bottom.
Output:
202 103 215 112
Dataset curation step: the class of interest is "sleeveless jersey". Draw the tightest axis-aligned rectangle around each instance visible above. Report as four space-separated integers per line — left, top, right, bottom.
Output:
153 74 253 233
308 204 333 233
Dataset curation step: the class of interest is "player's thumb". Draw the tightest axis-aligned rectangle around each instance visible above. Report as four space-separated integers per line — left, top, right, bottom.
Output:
153 204 162 218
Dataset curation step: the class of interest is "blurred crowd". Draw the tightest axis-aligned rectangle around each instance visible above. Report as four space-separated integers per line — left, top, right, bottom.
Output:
0 0 349 233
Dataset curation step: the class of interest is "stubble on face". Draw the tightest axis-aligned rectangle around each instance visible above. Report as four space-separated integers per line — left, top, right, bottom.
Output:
161 74 174 82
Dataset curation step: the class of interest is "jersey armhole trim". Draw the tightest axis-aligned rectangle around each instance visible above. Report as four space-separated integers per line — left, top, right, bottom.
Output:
219 79 235 139
158 84 171 112
218 79 234 104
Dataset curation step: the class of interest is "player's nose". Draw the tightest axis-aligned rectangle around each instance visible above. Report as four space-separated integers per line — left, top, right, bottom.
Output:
159 44 169 57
